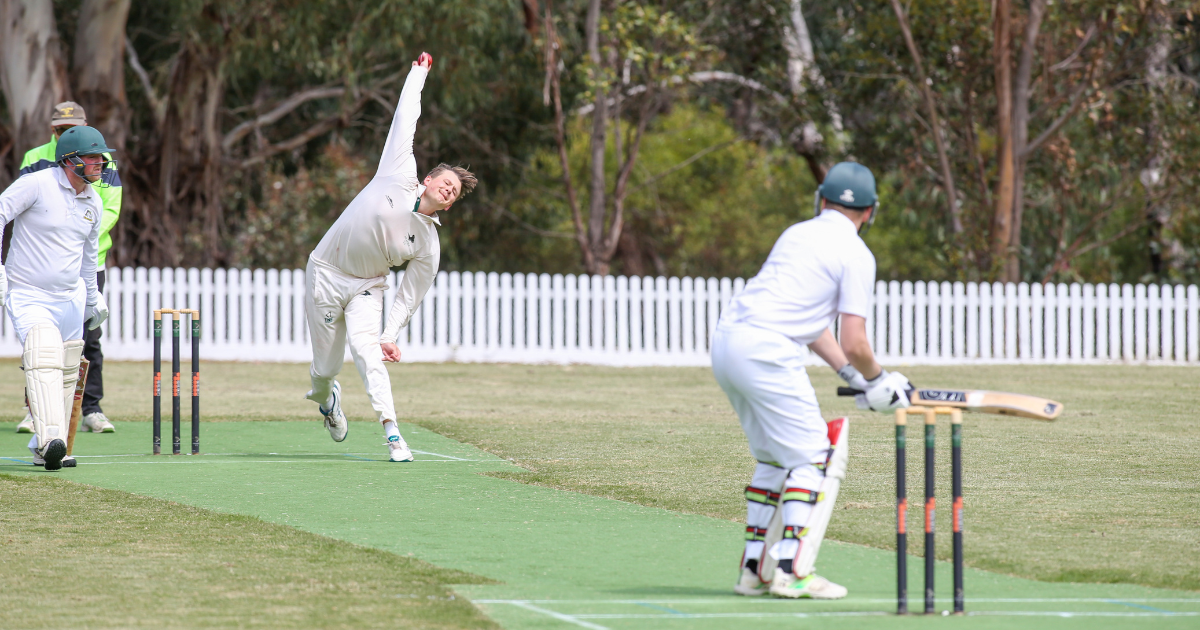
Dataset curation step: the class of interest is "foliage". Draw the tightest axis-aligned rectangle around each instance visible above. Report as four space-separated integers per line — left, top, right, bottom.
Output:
5 0 1200 282
510 104 815 278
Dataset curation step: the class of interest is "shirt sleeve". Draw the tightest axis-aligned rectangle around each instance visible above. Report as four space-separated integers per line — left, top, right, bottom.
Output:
81 203 101 305
374 66 429 188
380 253 439 344
0 176 39 246
837 248 876 319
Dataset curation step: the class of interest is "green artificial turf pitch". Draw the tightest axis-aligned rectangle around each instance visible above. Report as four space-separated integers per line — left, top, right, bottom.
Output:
1 360 1197 629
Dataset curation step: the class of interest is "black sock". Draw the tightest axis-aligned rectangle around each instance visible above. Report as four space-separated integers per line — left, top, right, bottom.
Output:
745 558 758 573
779 559 794 574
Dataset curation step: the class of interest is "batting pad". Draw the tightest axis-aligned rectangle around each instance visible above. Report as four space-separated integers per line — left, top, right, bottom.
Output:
792 417 849 577
24 324 66 450
62 339 84 422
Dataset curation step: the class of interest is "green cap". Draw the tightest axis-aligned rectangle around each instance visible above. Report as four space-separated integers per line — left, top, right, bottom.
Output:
818 162 877 209
55 126 113 163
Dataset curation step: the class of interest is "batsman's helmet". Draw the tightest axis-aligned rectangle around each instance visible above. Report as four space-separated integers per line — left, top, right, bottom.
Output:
56 126 116 187
813 161 880 233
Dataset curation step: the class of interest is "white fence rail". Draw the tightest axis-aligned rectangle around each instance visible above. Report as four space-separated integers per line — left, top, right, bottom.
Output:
0 268 1197 366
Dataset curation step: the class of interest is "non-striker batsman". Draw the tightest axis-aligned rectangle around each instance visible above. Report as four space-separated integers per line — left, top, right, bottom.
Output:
712 162 914 599
0 126 113 470
304 53 476 462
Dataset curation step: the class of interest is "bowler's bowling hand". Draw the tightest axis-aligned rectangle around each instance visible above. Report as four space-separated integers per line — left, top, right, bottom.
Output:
381 342 402 362
415 52 433 69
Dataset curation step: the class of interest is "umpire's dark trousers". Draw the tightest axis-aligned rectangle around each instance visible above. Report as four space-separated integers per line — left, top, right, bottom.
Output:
82 270 105 415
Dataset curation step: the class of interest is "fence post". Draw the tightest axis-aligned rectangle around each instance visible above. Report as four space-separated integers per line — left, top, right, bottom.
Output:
1069 283 1082 361
914 281 927 359
632 275 646 354
966 283 979 359
1175 285 1187 362
939 282 952 360
1148 284 1161 361
656 276 669 353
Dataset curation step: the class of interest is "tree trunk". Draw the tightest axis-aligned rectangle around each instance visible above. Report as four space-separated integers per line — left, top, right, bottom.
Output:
584 0 609 275
1141 3 1174 278
117 38 227 267
73 0 131 154
890 0 962 235
1007 0 1047 282
0 0 71 159
990 0 1015 278
782 0 841 182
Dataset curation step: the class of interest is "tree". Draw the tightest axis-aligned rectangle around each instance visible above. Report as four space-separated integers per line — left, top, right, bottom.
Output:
0 0 71 176
544 0 710 275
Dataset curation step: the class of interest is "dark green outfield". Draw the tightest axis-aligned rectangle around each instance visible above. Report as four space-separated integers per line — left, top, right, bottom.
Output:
2 421 1195 629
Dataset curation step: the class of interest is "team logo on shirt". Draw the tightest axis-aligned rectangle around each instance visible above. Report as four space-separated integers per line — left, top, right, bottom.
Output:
82 207 96 222
839 189 855 204
324 311 336 324
407 234 415 243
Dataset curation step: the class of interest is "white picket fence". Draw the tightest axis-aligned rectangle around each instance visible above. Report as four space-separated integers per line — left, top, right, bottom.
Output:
0 268 1198 366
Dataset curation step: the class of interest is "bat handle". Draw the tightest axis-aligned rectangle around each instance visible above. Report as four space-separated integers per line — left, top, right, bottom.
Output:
837 387 863 397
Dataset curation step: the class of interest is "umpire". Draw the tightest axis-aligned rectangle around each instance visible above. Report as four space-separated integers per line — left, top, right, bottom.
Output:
15 101 121 434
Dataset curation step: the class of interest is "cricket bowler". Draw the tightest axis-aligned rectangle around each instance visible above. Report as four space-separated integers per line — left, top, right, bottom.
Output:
712 162 914 599
304 52 476 462
0 126 113 470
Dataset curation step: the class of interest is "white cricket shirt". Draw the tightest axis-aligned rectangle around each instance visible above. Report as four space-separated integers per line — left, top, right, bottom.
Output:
720 210 875 345
0 167 101 303
310 66 441 343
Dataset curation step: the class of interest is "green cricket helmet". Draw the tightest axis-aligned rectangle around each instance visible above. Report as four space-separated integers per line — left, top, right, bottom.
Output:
56 126 116 187
813 161 880 233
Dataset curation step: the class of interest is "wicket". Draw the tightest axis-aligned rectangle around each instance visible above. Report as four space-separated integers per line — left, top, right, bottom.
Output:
895 405 964 615
153 309 200 455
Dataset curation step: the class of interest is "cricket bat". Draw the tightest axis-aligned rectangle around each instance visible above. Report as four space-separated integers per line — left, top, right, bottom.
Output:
67 359 90 456
836 386 1062 421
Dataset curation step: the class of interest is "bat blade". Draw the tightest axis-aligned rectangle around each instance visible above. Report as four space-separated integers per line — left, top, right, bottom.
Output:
912 389 1062 421
835 386 1062 421
67 359 90 456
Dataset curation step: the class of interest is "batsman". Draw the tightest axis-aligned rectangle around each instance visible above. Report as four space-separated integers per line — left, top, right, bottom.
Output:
0 126 113 470
712 162 914 599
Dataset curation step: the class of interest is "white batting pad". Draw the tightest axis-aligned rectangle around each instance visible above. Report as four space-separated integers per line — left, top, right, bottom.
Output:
793 418 849 577
24 324 66 450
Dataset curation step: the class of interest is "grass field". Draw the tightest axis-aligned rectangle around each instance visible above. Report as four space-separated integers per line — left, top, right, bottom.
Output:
1 359 1198 629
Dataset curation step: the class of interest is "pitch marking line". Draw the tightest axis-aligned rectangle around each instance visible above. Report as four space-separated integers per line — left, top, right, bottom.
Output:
505 601 608 630
475 598 1200 605
475 599 1200 627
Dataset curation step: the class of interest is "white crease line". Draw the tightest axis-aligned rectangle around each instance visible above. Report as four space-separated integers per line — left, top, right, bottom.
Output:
410 449 473 461
503 602 608 630
55 459 490 465
474 597 1200 605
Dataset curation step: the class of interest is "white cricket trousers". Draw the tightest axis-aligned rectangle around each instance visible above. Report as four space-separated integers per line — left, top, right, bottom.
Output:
711 323 830 469
305 257 396 422
6 282 86 345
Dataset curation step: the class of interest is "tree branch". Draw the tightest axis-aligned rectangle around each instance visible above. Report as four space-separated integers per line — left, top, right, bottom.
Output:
574 70 787 115
237 95 371 167
890 0 962 234
223 86 345 153
126 37 163 124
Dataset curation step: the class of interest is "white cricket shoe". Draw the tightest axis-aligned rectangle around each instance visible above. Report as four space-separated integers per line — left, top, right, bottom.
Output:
769 569 848 599
39 439 67 472
82 412 115 433
16 411 34 433
734 566 768 596
316 382 348 442
388 435 414 462
29 445 44 466
61 456 76 468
